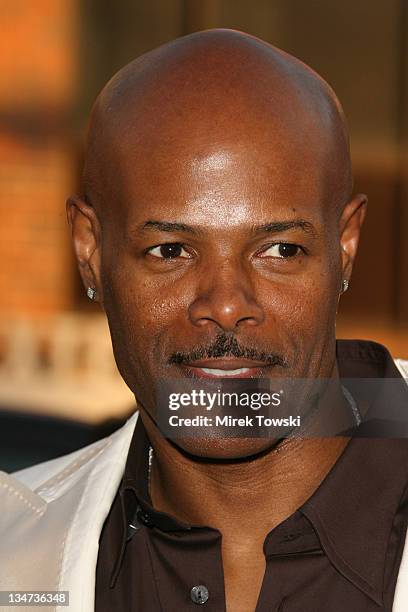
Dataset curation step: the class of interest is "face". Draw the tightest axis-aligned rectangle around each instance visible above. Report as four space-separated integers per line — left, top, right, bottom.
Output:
68 121 367 459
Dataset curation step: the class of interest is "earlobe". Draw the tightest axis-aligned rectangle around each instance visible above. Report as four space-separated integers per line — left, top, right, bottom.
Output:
66 195 103 304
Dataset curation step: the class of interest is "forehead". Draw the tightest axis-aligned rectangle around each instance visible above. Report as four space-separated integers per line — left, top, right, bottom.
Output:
108 118 337 232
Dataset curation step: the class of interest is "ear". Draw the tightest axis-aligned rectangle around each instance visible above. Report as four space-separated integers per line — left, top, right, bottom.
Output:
66 195 104 307
339 193 368 291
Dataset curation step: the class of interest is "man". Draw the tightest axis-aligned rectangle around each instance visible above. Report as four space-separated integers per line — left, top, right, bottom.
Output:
1 28 407 612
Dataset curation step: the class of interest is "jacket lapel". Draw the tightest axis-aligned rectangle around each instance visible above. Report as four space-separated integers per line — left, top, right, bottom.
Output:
0 411 139 612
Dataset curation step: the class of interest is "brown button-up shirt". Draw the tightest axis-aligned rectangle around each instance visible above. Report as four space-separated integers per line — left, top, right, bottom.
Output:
95 340 408 611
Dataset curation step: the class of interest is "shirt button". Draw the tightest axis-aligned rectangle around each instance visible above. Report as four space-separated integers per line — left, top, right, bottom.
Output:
190 585 209 605
136 508 154 527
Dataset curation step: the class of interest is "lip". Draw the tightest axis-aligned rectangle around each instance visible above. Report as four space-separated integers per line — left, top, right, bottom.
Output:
180 358 269 379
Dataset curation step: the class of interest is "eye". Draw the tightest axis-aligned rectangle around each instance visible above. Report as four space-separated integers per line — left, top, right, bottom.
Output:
258 242 303 259
146 243 191 259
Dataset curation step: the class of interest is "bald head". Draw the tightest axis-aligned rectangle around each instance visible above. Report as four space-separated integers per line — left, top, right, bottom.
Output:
83 28 352 218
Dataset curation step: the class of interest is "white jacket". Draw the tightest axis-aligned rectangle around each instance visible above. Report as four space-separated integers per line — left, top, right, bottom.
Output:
1 358 408 612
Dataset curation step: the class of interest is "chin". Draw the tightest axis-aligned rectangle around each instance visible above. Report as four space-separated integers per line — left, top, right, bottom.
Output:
170 436 281 461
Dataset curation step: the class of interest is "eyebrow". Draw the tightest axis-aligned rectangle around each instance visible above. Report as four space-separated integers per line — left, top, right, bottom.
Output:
253 220 317 236
140 220 203 235
135 218 317 237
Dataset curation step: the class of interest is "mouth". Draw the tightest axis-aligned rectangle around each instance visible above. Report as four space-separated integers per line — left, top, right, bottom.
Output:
180 359 270 379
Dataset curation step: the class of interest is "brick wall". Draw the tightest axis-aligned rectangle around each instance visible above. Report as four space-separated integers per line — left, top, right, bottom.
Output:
0 0 78 316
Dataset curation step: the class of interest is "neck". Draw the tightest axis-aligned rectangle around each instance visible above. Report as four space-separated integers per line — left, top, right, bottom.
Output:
141 363 353 546
147 431 349 538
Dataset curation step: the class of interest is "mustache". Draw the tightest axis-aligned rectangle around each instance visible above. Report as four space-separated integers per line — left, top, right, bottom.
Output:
168 333 288 368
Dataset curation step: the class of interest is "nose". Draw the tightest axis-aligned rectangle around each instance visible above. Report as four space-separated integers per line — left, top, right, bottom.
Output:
188 260 265 332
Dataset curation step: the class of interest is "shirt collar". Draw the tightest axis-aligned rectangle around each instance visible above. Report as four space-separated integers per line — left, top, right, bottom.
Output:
114 339 408 600
110 416 191 587
300 339 408 605
120 415 191 532
300 435 408 606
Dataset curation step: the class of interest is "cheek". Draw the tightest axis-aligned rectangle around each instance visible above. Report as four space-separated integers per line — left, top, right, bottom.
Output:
257 264 339 372
262 268 336 328
101 257 187 358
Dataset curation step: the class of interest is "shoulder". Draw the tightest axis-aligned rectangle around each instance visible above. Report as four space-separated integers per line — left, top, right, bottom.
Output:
395 359 408 378
8 411 139 493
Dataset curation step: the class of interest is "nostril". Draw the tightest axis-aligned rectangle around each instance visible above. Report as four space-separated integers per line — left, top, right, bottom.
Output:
188 293 265 332
237 315 262 326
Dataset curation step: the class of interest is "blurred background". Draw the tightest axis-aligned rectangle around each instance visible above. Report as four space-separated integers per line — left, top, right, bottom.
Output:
0 0 407 469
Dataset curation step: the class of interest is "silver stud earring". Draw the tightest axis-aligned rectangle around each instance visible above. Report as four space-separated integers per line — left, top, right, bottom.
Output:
87 287 97 300
341 279 349 294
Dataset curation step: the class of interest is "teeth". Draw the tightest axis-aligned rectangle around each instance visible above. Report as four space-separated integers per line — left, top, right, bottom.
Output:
200 367 251 376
